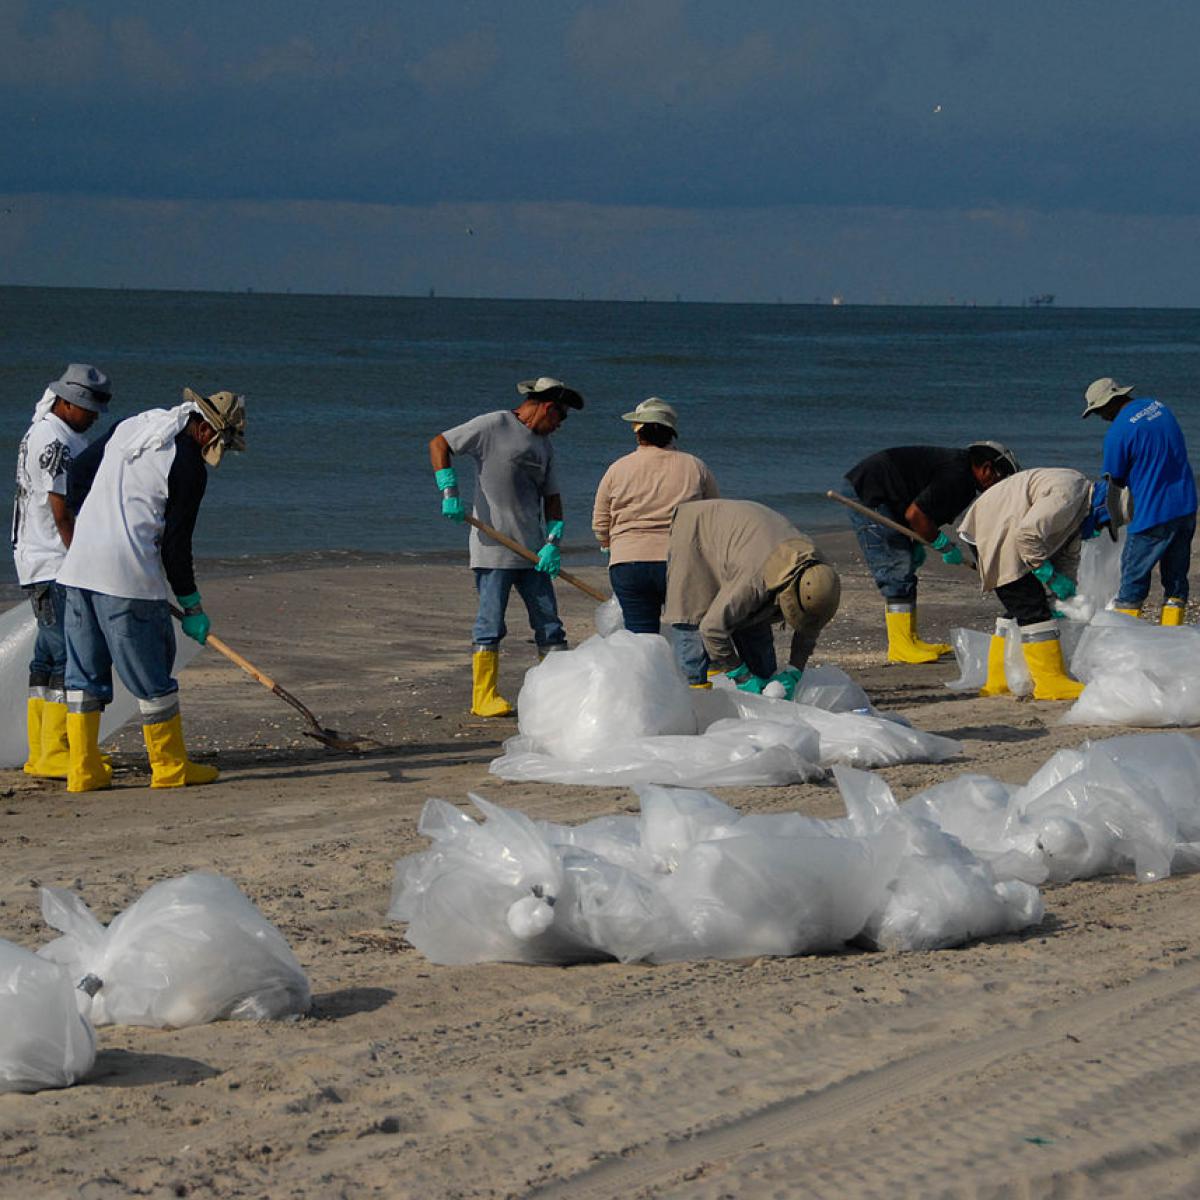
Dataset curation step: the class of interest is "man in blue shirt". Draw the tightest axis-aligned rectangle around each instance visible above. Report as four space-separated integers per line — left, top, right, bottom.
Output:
1083 377 1197 624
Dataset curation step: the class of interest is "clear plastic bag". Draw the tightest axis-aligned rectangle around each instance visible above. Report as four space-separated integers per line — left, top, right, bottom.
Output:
0 937 95 1093
38 873 312 1028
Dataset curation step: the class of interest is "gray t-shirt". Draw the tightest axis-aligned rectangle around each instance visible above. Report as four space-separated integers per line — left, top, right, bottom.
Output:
443 410 560 569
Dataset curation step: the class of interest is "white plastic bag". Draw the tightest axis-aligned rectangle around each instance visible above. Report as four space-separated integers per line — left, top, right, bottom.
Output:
594 596 624 637
0 938 95 1093
38 873 312 1028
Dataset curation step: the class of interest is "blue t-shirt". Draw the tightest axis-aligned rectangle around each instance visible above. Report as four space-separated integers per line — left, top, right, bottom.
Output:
1102 396 1197 532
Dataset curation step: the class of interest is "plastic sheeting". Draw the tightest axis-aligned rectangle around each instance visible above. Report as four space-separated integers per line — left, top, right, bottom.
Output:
491 632 961 787
389 784 1042 966
0 599 203 769
38 872 312 1028
0 938 96 1093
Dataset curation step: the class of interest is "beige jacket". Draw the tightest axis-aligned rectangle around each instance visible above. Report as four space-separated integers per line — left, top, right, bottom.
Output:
957 468 1092 591
664 499 828 670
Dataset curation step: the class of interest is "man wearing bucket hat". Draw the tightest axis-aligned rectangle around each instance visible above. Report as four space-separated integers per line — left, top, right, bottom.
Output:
11 364 112 779
592 397 719 634
839 441 1020 663
958 468 1131 701
663 498 841 698
429 376 583 717
1082 377 1196 625
56 388 246 792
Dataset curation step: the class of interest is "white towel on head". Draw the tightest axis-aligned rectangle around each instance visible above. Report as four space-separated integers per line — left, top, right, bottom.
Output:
32 387 56 421
117 402 198 462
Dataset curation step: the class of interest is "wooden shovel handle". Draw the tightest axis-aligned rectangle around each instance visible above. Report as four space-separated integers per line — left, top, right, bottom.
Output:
205 632 276 690
464 515 610 603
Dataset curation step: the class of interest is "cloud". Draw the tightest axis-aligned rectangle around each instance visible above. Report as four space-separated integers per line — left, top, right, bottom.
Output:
405 28 499 94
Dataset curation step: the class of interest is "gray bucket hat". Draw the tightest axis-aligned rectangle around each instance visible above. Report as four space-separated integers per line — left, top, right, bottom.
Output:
621 397 678 431
967 439 1021 478
1082 377 1135 419
47 363 111 413
517 376 584 410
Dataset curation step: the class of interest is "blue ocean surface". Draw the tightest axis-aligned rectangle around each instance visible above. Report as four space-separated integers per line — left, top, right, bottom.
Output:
2 286 1198 583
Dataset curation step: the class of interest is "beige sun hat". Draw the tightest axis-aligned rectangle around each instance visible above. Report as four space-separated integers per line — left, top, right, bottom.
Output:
1082 377 1135 419
184 388 246 467
621 397 678 431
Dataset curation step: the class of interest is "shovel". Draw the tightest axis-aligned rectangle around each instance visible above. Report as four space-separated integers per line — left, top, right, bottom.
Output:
824 489 978 570
170 607 379 753
465 515 610 603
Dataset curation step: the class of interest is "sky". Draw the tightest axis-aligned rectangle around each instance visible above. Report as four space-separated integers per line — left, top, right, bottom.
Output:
2 0 1200 305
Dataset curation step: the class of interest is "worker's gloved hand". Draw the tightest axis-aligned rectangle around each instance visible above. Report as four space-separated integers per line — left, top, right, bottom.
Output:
767 666 803 700
435 467 466 524
726 663 768 694
911 543 927 570
536 519 564 577
931 531 964 565
1032 561 1077 600
175 591 211 645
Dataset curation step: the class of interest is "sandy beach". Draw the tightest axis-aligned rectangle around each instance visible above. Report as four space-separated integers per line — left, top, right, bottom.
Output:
3 532 1200 1199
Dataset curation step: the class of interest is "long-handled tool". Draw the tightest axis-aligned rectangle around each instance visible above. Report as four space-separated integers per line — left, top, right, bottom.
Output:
170 608 379 752
825 489 977 570
465 515 610 603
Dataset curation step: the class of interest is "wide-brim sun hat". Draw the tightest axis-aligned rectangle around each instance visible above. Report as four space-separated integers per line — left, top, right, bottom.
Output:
517 376 584 410
184 387 246 467
47 363 111 413
621 397 678 431
1082 377 1135 419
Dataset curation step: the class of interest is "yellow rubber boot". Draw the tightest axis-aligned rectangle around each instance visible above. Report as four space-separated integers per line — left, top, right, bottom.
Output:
1113 606 1141 619
23 696 45 776
885 606 950 664
471 648 513 717
66 711 113 793
1020 626 1084 701
689 681 713 690
978 634 1010 697
142 713 219 787
36 700 71 779
1162 599 1186 626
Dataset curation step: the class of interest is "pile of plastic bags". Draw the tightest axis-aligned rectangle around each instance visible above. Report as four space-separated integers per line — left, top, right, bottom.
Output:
491 631 961 787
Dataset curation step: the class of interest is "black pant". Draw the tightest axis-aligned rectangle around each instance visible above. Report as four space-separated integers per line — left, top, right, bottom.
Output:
995 573 1052 626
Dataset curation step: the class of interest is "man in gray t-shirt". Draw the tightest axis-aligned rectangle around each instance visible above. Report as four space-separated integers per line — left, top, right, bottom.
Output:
429 376 584 717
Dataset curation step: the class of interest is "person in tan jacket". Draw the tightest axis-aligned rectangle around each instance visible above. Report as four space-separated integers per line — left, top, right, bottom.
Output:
592 397 718 634
958 467 1130 700
663 499 841 698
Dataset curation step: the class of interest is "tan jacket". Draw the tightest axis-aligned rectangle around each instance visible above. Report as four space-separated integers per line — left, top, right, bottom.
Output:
957 468 1092 591
664 499 828 670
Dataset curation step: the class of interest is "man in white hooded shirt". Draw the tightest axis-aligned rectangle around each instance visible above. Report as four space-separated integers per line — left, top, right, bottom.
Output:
57 388 245 792
11 364 111 779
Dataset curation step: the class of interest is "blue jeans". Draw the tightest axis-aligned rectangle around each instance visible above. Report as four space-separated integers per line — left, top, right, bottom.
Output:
25 580 67 690
609 561 667 634
840 479 919 603
64 588 179 709
672 621 777 685
1117 513 1196 607
472 568 567 650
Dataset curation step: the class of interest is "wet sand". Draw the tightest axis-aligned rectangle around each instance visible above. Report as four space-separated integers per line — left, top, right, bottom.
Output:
3 534 1200 1199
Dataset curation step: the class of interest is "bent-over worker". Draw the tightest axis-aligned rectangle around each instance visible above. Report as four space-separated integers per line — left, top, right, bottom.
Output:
664 499 840 698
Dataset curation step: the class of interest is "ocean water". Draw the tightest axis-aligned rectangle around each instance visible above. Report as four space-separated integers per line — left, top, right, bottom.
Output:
2 286 1198 582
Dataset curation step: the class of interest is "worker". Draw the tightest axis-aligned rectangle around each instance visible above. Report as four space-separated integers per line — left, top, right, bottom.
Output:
429 376 583 717
591 397 718 634
1082 377 1196 624
56 389 246 792
839 441 1020 663
11 364 112 779
663 498 841 697
957 467 1130 701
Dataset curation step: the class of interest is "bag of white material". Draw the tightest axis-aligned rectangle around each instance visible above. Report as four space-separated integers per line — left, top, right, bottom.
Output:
38 873 312 1028
0 938 95 1093
594 596 624 637
516 631 697 760
945 626 989 691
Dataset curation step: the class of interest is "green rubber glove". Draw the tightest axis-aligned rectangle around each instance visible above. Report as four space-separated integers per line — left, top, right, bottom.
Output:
932 531 964 565
911 543 927 570
726 663 768 694
175 591 210 645
536 519 565 577
768 666 803 700
1032 561 1076 599
435 466 466 524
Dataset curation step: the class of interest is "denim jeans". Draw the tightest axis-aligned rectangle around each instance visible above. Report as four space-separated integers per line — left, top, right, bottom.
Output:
671 621 777 685
839 480 919 602
1117 513 1196 606
609 560 667 634
472 568 567 650
64 588 179 707
24 580 67 689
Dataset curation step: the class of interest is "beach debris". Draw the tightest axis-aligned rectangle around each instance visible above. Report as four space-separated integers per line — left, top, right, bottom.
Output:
37 872 312 1029
0 937 95 1092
